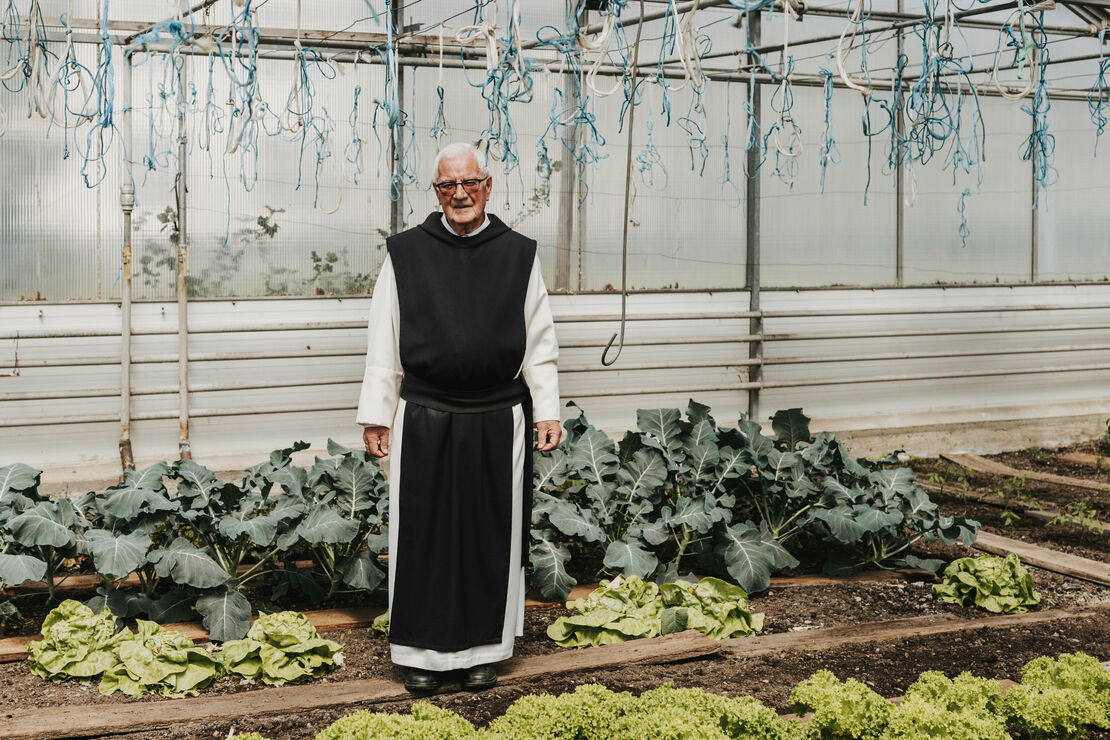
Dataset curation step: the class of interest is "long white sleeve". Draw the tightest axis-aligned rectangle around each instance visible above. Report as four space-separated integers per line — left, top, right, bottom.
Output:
520 254 560 422
356 255 403 428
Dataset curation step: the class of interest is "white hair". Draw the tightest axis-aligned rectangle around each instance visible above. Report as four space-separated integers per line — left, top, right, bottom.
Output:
432 142 489 181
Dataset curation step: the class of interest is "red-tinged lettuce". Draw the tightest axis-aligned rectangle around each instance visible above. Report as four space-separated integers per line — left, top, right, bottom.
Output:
99 620 221 697
27 600 126 680
933 553 1041 614
220 611 343 685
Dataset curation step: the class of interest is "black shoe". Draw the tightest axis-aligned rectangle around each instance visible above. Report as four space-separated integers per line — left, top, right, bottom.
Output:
462 664 497 691
404 668 441 694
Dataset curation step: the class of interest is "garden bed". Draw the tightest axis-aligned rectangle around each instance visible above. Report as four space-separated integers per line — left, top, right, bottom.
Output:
8 603 1108 739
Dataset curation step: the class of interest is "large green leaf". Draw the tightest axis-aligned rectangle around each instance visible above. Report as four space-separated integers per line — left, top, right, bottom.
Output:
218 508 278 548
686 399 715 426
296 505 360 544
533 449 569 491
854 506 904 533
569 427 619 483
148 589 196 624
0 552 47 586
529 530 576 600
636 408 684 459
615 448 667 499
868 467 917 504
602 537 658 580
152 537 229 589
546 498 605 543
100 464 177 520
331 456 382 516
337 551 385 591
810 508 869 543
8 501 80 548
0 463 40 501
195 588 252 642
771 408 813 451
267 466 308 497
174 459 226 510
661 496 715 534
714 523 775 593
712 446 751 491
86 529 149 579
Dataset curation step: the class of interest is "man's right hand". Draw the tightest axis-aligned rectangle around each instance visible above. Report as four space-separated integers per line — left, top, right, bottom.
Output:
363 425 390 458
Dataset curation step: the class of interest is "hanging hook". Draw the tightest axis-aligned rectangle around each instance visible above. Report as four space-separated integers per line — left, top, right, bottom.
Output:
600 294 627 366
600 0 644 368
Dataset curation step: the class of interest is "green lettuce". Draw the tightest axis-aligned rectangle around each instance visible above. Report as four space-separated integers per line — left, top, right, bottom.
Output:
369 610 389 636
99 620 222 697
221 610 343 685
546 575 763 648
789 669 893 740
313 703 476 740
27 600 126 680
1005 653 1110 739
932 553 1041 613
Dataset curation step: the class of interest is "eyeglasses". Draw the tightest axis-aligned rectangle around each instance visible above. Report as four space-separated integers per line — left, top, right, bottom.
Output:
432 177 489 195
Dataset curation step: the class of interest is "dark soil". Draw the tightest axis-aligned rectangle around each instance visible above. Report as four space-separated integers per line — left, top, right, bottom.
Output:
990 440 1110 486
82 605 1110 739
908 453 1110 514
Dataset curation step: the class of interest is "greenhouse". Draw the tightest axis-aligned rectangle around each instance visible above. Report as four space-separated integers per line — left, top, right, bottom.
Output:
1 0 1109 738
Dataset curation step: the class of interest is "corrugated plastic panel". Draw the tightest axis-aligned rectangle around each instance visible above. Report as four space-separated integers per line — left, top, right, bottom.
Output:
4 285 1110 472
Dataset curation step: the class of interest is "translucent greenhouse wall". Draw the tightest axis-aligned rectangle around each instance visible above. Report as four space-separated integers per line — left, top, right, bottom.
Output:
3 0 1110 471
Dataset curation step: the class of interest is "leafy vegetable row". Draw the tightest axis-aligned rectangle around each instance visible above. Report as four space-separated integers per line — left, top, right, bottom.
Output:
30 601 342 697
530 403 981 599
0 440 387 640
234 652 1110 739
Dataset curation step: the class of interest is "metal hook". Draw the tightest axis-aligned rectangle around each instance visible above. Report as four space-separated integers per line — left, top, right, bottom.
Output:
599 0 644 369
600 321 625 366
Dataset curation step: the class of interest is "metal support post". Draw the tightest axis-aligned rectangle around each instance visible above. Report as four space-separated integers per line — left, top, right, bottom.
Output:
119 56 135 472
895 0 905 287
176 55 191 459
745 10 763 421
389 0 406 234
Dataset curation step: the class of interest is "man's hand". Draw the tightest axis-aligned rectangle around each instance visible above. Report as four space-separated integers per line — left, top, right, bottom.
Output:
535 420 562 451
363 425 390 458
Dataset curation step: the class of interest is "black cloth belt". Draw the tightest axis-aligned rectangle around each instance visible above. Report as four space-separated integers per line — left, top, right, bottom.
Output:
399 373 535 567
400 374 530 414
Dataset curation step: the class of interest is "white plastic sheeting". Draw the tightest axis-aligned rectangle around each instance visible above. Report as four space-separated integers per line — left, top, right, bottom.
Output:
3 284 1110 472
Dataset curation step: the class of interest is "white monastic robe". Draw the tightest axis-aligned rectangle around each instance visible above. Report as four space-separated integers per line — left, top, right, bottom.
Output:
356 211 559 671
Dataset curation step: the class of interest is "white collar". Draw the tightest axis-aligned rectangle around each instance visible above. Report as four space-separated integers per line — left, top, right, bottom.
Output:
441 212 491 237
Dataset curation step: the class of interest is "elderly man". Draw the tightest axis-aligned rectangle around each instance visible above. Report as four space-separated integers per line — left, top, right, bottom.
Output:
356 142 561 694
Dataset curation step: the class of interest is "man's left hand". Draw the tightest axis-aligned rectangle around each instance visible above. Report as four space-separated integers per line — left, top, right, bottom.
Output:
535 420 562 451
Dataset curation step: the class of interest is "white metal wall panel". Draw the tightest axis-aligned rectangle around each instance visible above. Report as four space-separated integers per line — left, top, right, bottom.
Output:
3 285 1110 473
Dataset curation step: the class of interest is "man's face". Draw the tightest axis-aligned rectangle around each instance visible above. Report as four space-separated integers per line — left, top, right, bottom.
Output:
435 155 492 232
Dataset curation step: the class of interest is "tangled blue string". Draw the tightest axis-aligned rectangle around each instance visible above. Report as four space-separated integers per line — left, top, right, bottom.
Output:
818 56 841 194
957 188 971 247
1018 13 1056 207
346 85 364 185
1089 29 1109 154
719 79 742 206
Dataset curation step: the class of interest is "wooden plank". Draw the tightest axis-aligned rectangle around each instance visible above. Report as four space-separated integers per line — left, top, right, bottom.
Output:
0 630 719 739
721 604 1110 656
921 482 1110 530
1060 451 1110 467
973 531 1110 587
943 453 1110 493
